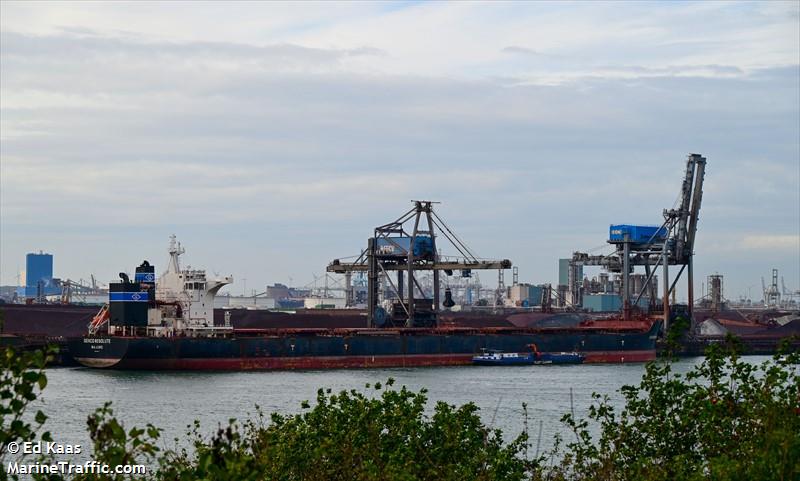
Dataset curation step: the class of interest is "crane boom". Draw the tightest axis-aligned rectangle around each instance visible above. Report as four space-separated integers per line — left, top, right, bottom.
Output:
675 159 696 261
685 155 706 261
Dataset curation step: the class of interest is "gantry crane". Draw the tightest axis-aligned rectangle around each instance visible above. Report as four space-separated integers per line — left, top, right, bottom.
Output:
570 153 707 329
762 269 782 307
781 276 800 304
327 201 511 328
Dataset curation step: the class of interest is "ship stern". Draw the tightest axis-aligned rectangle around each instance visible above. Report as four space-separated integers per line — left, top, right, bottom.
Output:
68 337 130 368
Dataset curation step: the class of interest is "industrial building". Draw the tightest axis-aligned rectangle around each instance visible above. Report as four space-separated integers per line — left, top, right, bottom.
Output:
18 251 60 299
507 283 544 307
558 258 582 290
582 293 652 312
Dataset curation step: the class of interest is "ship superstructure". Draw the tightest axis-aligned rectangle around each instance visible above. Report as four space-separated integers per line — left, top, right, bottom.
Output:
96 235 232 338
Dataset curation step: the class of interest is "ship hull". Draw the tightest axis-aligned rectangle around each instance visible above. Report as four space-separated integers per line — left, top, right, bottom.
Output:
69 322 660 370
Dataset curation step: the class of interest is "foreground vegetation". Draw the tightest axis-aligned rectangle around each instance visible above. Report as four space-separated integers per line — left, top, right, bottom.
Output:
1 340 798 481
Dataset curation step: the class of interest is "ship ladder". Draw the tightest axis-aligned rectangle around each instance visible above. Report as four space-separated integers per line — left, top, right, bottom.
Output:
88 304 110 335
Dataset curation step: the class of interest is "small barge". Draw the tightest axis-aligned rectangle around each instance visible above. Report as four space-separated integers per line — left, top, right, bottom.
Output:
472 345 584 366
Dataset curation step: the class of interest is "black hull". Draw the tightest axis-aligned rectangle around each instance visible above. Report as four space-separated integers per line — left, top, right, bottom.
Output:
69 322 661 370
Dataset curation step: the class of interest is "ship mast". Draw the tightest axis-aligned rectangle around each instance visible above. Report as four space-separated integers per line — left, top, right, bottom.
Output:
167 234 185 274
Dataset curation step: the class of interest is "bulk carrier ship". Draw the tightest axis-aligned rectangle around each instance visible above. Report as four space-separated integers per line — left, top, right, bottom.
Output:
68 237 660 370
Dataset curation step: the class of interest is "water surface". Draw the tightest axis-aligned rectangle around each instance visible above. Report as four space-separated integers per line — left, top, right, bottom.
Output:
34 357 769 462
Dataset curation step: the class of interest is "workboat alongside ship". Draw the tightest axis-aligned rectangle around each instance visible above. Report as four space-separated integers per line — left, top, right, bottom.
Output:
472 346 584 366
69 237 661 370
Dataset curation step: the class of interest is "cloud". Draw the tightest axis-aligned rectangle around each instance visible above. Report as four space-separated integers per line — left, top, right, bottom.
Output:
0 31 384 78
741 235 800 251
594 64 745 77
0 1 798 294
502 46 548 57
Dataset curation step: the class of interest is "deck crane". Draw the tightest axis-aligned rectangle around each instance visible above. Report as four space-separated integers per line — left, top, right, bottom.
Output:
327 201 511 328
569 153 707 330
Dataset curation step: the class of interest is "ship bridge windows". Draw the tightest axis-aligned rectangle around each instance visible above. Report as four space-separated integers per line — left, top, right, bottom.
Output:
185 282 206 290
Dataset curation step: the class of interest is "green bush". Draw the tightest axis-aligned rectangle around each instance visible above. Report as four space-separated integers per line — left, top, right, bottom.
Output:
0 347 54 481
538 339 800 481
150 379 530 481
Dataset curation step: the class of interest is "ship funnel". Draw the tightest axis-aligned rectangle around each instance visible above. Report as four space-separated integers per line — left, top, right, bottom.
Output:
135 261 156 286
119 272 130 283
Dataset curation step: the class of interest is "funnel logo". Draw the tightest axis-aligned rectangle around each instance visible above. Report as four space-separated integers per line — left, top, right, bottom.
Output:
135 273 156 282
110 292 149 302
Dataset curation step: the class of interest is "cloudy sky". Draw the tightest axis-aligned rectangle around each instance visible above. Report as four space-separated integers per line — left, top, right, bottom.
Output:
1 1 798 301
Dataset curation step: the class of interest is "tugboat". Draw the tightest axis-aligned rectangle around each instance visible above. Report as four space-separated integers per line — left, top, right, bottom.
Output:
472 344 584 366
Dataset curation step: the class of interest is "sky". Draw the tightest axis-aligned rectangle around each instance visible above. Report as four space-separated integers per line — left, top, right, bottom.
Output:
1 1 798 301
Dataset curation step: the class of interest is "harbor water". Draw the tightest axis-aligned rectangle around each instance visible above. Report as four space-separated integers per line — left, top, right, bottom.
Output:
33 357 770 462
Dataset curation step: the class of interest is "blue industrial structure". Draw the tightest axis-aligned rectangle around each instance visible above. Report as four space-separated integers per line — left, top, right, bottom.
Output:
582 293 651 312
570 154 707 327
529 285 543 306
582 293 622 312
375 235 435 259
609 225 669 244
23 252 58 297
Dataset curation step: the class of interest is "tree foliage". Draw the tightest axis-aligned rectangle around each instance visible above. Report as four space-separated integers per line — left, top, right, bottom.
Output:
149 379 530 481
0 346 55 481
539 338 800 481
